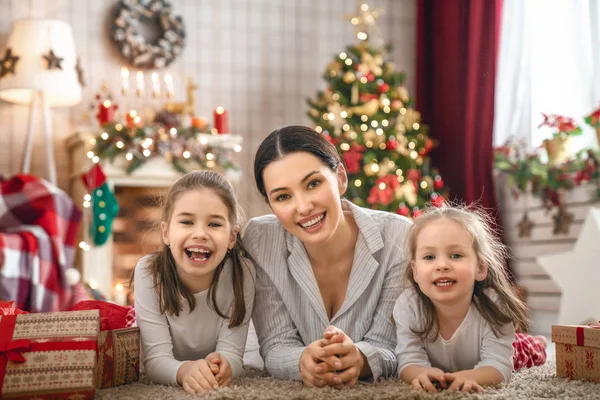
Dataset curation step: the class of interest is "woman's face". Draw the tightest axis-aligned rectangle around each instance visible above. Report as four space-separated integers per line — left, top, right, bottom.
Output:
262 152 347 246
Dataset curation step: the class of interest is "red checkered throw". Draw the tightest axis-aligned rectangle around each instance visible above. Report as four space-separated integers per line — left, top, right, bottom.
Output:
0 174 82 312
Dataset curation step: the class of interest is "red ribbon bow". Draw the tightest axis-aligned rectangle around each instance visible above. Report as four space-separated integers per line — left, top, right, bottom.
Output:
575 322 600 346
0 339 31 362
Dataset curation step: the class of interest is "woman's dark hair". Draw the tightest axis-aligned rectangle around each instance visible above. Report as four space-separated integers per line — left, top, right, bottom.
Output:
130 170 253 328
253 125 342 202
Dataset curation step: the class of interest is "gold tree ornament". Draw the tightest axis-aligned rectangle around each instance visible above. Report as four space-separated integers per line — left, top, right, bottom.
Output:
553 207 574 235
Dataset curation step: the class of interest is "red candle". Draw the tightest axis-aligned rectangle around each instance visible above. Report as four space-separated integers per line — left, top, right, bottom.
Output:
214 106 229 134
96 100 116 126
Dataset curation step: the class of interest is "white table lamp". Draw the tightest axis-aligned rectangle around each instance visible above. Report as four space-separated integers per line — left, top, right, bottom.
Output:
0 18 82 185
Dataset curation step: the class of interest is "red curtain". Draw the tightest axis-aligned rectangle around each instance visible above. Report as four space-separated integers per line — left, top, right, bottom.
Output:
416 0 503 208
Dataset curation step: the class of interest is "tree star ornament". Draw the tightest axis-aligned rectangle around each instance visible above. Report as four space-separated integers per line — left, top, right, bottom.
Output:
537 207 600 325
346 2 382 41
0 48 20 78
43 49 64 70
553 207 574 235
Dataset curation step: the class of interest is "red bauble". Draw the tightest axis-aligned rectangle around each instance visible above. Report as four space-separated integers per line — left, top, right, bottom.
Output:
385 139 398 151
397 204 410 216
366 73 375 82
411 208 423 218
434 176 444 190
406 169 421 182
430 193 445 208
378 83 390 93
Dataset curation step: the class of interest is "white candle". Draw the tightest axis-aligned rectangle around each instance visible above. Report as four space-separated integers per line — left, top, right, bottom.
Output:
114 283 127 306
136 71 144 98
121 67 130 96
164 73 174 99
151 72 161 98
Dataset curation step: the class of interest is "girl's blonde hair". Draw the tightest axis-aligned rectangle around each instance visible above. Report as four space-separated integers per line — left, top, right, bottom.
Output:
406 203 529 340
131 170 253 328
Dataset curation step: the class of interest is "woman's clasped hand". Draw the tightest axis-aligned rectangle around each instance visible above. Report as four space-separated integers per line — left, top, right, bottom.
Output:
300 326 368 388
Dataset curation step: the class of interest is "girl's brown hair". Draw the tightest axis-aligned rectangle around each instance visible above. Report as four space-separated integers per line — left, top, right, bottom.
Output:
406 203 529 340
132 170 253 328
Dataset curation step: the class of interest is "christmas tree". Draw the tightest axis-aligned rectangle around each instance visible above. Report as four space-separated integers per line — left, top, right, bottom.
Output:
306 3 448 218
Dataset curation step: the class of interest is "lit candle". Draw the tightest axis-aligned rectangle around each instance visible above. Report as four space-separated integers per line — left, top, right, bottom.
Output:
114 283 127 306
164 73 174 99
151 72 161 98
136 71 144 97
214 106 229 134
121 67 130 96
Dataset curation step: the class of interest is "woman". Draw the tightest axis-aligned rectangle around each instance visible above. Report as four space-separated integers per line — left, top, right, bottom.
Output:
243 126 412 388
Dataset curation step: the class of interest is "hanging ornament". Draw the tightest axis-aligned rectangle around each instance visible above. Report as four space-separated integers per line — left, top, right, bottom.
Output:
81 164 120 246
75 57 85 87
552 207 574 235
397 203 410 217
0 48 20 78
343 71 356 84
518 212 534 238
43 49 64 70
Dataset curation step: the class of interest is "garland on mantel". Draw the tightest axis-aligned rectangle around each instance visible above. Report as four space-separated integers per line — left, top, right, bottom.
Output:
89 114 241 177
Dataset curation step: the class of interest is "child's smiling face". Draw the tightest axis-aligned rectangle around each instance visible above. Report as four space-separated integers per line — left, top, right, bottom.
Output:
412 218 487 307
161 188 236 293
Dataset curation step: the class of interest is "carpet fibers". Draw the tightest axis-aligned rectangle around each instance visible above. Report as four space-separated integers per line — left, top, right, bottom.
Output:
97 358 600 399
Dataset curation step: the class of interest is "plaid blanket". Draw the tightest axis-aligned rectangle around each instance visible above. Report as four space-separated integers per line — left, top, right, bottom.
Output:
0 174 82 312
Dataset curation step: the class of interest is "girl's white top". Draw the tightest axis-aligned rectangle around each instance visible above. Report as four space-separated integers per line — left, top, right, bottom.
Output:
134 255 255 386
393 287 514 383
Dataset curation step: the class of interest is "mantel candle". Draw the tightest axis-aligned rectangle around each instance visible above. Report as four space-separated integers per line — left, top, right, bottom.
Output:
214 106 229 134
121 67 130 96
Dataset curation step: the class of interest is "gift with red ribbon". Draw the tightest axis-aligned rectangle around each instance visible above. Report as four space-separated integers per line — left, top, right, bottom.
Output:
552 323 600 382
71 300 140 389
0 309 100 399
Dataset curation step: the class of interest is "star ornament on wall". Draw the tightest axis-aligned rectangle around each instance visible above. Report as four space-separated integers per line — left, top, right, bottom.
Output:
0 48 20 78
43 49 64 70
537 207 600 325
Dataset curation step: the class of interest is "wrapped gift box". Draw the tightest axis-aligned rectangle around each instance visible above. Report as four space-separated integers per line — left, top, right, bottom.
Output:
0 309 100 399
552 324 600 382
95 326 140 388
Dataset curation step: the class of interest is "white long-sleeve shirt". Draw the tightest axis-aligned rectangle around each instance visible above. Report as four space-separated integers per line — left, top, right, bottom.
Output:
393 287 515 383
134 255 255 386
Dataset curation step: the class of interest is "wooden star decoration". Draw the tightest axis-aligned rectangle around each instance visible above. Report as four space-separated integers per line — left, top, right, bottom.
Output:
345 2 382 39
43 49 64 70
75 57 85 87
517 212 534 238
538 207 600 325
0 48 20 78
553 207 574 235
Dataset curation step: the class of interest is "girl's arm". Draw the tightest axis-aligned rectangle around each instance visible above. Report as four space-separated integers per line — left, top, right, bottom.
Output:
214 262 256 378
393 290 433 383
134 258 185 386
474 322 515 383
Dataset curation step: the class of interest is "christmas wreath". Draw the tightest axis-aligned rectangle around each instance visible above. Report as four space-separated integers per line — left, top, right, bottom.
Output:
111 0 185 69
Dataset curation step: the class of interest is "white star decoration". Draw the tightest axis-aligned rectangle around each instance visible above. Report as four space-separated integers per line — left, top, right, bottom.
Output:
537 207 600 325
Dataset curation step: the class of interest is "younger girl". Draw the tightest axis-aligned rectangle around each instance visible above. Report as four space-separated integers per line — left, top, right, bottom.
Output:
394 205 539 393
133 171 255 394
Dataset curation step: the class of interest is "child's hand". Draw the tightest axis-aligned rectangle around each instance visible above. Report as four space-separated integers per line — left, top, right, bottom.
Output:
411 367 448 393
176 359 219 394
444 372 484 393
207 352 232 387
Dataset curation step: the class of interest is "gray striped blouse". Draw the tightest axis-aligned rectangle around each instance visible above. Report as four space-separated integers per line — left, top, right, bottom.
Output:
243 199 412 381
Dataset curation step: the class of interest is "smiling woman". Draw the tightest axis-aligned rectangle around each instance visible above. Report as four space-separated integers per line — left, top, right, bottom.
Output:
243 126 413 387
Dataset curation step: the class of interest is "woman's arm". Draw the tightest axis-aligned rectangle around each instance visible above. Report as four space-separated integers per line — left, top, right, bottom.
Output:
134 258 185 386
352 260 405 380
252 264 307 380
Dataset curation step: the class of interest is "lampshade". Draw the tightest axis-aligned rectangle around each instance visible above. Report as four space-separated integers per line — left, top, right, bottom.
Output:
0 19 81 107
